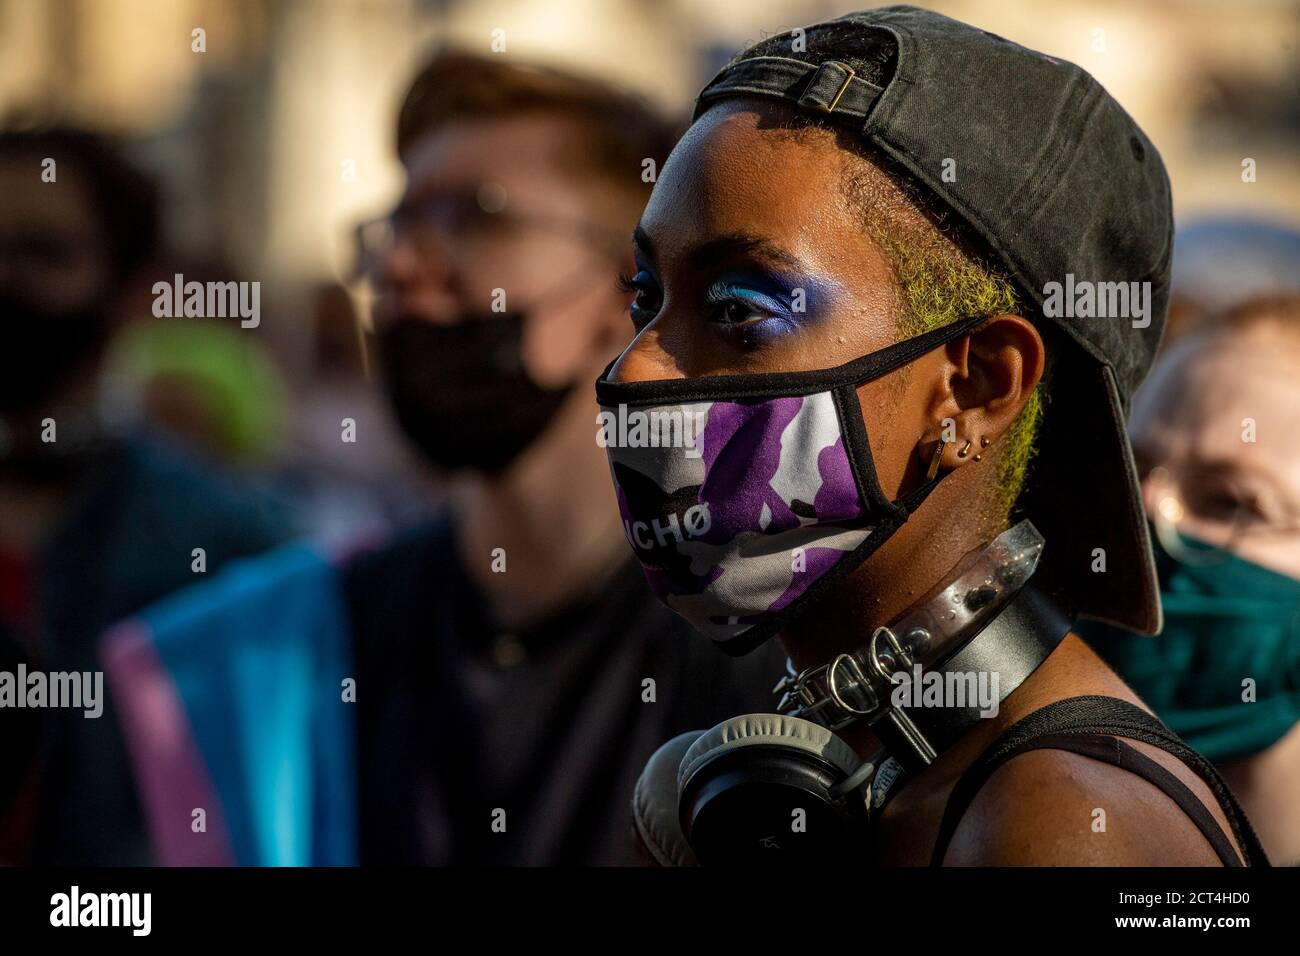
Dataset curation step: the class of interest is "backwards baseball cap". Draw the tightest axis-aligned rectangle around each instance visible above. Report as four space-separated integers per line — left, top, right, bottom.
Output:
692 6 1171 635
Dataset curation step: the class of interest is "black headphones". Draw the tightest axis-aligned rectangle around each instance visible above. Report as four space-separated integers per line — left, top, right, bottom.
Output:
634 582 1072 865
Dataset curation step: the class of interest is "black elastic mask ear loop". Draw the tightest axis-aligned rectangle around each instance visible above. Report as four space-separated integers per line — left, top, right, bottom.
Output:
828 314 985 529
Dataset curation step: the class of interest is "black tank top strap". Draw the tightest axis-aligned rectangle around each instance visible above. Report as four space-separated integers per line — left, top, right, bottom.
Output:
928 695 1270 867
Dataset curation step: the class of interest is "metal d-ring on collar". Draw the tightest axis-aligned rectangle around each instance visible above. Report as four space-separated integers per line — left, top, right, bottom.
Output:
779 622 930 734
774 521 1049 737
823 621 920 719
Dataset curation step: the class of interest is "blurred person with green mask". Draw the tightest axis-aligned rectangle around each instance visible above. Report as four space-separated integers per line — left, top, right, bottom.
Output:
1087 293 1300 865
0 127 293 864
101 317 288 466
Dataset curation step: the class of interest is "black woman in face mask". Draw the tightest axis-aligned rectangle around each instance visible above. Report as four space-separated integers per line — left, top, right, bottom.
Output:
346 52 786 865
1087 293 1300 865
601 8 1269 866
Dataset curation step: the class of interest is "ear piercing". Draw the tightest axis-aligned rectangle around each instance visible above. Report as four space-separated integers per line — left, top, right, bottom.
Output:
930 434 951 478
926 437 949 479
933 435 991 475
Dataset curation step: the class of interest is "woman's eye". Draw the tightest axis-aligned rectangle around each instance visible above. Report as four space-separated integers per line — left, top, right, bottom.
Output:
1188 483 1266 525
618 271 662 328
703 280 792 332
716 300 762 326
1208 494 1246 521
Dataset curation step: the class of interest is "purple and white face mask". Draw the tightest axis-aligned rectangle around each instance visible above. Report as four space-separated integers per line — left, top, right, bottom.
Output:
595 315 985 656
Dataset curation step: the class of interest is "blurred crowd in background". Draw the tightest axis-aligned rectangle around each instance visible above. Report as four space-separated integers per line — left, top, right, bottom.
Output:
2 0 1297 537
1 0 1299 866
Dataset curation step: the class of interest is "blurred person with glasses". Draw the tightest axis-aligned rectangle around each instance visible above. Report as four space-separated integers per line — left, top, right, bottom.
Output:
1086 293 1300 864
342 52 785 865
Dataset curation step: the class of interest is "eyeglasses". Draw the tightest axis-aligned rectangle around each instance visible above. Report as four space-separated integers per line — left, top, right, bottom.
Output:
351 189 624 281
1144 463 1300 565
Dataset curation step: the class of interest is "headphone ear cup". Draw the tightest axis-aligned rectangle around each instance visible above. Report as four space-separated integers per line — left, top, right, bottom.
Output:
676 713 870 863
633 732 702 866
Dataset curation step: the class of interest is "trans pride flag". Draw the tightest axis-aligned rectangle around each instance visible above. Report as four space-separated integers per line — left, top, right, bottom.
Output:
101 543 357 866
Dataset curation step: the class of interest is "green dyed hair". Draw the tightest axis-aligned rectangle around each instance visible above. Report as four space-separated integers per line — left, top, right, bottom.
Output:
875 233 1046 523
833 140 1049 525
751 107 1049 525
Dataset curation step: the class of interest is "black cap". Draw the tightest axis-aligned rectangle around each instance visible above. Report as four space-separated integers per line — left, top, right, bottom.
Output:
693 5 1171 635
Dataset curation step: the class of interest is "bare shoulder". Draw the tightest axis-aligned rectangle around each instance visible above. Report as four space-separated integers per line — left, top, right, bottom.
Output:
940 746 1227 866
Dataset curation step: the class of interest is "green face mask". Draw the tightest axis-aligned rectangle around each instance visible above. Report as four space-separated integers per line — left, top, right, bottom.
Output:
1086 528 1300 762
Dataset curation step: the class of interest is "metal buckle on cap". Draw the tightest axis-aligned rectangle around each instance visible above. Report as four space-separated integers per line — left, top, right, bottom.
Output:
827 64 856 112
799 60 857 114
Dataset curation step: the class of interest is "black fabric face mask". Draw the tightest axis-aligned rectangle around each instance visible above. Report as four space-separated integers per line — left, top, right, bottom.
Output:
376 312 575 475
0 290 110 414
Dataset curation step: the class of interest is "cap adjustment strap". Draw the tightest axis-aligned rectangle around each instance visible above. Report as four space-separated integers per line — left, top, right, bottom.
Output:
798 60 861 114
694 56 885 123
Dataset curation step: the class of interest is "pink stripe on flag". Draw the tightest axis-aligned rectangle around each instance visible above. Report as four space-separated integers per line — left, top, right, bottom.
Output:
100 622 237 866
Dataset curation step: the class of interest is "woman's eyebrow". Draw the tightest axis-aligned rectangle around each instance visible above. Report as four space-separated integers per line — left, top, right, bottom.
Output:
688 232 806 273
631 225 808 274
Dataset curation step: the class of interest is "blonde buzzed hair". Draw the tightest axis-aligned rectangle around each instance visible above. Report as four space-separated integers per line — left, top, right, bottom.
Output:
832 133 1051 526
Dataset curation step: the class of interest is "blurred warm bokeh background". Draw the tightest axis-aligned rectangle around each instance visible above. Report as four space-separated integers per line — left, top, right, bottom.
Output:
3 0 1297 328
0 0 1297 544
3 0 1300 870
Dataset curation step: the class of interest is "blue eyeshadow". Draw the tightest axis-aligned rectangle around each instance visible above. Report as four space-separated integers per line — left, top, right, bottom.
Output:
704 271 840 342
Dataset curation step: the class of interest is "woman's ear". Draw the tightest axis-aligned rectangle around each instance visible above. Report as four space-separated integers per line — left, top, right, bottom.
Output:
915 314 1045 472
